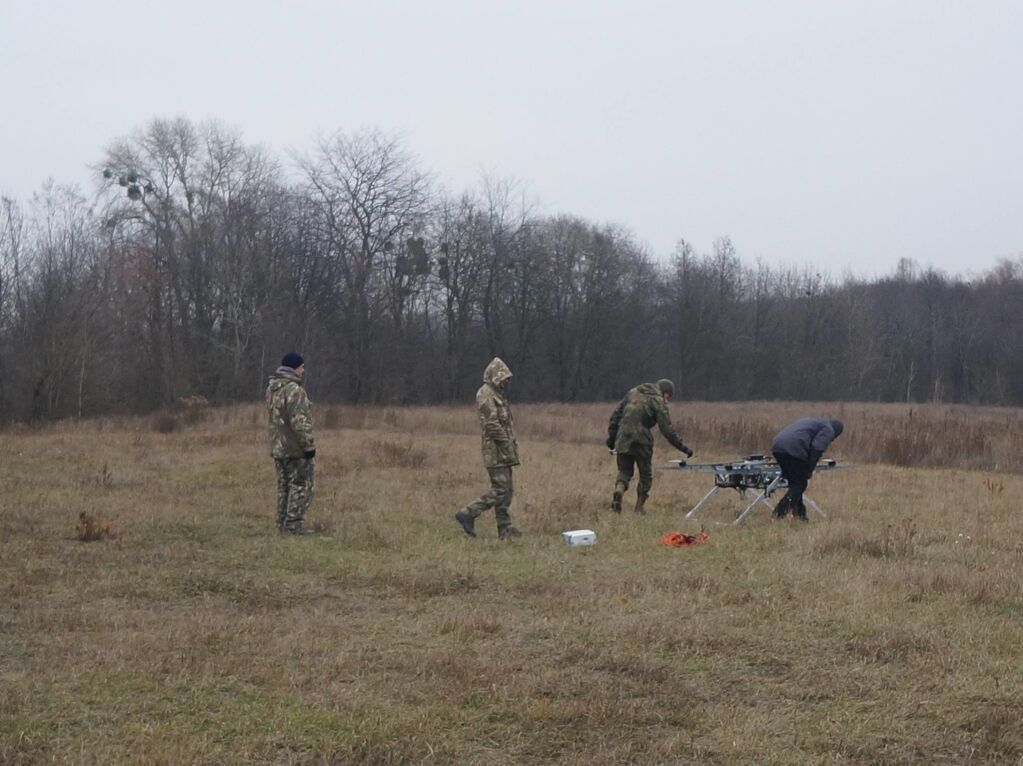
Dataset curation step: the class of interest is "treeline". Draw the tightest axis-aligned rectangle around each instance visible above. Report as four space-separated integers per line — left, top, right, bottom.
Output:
1 117 1021 421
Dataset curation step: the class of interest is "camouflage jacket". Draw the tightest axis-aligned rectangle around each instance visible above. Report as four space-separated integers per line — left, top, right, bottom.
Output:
477 358 519 468
607 383 689 456
266 367 315 459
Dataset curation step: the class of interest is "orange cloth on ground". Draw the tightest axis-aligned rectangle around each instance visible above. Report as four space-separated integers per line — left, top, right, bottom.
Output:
656 531 709 547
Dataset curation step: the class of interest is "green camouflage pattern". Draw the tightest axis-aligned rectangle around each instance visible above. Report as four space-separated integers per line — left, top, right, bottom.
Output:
266 368 315 459
477 358 519 468
616 450 654 497
463 465 514 530
607 382 689 456
275 457 315 529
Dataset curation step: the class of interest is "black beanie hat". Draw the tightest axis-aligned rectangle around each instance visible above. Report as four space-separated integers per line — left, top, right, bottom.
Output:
281 352 305 370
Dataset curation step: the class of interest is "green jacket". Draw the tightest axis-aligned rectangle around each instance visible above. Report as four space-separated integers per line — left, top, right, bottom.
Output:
266 367 315 459
477 357 519 468
607 383 689 456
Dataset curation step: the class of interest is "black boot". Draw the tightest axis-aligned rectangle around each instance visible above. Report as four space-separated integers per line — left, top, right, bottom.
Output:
611 481 626 513
454 510 477 538
773 494 791 519
794 501 808 522
498 525 522 540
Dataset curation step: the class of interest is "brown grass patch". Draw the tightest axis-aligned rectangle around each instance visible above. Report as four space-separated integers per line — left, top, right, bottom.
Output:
846 629 937 663
4 401 1023 765
74 511 116 542
437 611 506 640
365 438 429 468
150 410 180 433
815 518 919 559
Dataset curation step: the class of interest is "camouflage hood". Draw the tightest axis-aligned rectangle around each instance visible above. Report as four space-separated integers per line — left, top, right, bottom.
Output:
476 357 518 468
266 367 315 459
268 366 303 391
482 357 513 389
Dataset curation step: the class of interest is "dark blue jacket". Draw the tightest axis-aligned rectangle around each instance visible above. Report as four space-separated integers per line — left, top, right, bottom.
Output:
771 418 844 462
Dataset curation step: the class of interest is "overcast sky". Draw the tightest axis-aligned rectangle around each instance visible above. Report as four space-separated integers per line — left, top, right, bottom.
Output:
2 0 1021 276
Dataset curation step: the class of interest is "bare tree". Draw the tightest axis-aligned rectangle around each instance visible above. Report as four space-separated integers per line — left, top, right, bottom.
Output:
297 130 430 401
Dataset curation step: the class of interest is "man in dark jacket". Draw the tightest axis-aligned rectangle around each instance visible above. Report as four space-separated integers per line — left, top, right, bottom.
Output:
266 352 317 534
606 379 693 514
770 418 844 521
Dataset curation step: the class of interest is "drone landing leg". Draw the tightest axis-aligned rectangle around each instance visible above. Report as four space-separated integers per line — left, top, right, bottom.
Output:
733 491 775 525
805 497 827 518
685 486 720 520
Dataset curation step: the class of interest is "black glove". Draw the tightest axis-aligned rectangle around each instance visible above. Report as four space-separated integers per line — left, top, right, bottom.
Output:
682 445 694 458
304 449 316 459
606 437 616 451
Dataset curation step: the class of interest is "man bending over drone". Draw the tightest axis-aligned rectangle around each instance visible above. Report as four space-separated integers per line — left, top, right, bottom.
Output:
770 418 844 522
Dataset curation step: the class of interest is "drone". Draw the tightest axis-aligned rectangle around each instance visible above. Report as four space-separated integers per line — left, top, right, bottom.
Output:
658 454 849 525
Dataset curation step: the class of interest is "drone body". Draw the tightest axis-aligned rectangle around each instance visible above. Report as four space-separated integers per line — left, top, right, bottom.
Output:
659 455 848 524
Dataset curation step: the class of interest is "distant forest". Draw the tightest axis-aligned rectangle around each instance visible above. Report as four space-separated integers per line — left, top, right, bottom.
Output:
2 117 1022 422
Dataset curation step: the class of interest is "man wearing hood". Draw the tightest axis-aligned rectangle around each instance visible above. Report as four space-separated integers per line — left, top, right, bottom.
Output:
606 379 693 514
455 357 523 540
770 418 844 522
266 352 317 534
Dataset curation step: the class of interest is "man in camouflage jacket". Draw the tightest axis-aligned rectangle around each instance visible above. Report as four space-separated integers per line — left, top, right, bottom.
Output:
606 379 693 514
266 352 316 534
455 357 522 540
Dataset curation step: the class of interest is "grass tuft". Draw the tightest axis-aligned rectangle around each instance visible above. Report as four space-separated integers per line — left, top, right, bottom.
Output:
366 438 429 468
74 511 115 542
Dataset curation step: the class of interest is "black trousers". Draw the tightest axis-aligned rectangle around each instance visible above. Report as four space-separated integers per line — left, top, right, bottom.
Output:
772 451 812 518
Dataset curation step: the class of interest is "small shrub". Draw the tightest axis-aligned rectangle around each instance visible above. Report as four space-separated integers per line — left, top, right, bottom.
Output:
178 395 209 425
151 411 180 433
75 511 115 542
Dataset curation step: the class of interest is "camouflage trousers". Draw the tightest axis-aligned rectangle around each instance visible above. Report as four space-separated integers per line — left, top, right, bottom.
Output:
463 466 514 530
275 457 315 530
616 448 654 498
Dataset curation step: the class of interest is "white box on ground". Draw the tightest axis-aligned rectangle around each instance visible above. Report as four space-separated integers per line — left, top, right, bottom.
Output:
562 529 596 546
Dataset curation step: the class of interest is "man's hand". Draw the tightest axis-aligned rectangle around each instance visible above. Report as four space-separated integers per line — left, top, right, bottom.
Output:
304 449 316 459
808 449 823 471
681 445 694 458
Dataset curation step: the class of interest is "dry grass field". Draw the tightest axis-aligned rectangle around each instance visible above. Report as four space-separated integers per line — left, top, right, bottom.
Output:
2 400 1022 765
